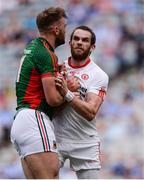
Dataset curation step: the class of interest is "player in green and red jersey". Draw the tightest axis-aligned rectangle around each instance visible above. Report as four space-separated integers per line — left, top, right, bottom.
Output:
10 7 67 179
16 37 59 120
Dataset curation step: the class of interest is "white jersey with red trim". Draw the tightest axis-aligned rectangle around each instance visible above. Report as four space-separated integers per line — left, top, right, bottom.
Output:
53 58 109 144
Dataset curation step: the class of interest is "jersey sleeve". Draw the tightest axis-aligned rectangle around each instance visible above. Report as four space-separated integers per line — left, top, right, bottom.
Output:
87 72 109 100
35 50 57 78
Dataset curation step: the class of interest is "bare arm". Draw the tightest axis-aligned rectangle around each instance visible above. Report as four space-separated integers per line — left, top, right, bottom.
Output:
69 92 103 121
42 77 64 107
55 75 103 121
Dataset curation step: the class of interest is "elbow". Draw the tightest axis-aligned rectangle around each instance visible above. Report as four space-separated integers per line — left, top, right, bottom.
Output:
49 101 59 107
87 108 99 121
86 112 96 121
47 97 63 107
86 106 99 121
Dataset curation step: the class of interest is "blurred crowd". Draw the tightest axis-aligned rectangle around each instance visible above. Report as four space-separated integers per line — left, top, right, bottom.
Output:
0 0 144 179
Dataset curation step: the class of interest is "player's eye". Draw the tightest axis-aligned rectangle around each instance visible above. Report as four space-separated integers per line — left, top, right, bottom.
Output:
82 38 89 42
73 36 79 41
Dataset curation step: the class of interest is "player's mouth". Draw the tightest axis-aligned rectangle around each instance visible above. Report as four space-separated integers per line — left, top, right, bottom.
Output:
75 47 83 51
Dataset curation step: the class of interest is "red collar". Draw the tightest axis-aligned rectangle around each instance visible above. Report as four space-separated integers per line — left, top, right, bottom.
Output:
68 57 90 69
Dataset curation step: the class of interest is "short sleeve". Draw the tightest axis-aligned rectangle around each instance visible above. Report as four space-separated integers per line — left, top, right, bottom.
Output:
87 72 109 100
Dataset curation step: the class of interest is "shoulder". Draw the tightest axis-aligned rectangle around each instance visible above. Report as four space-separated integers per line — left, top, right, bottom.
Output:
25 38 45 57
91 61 108 74
32 38 56 61
91 61 109 79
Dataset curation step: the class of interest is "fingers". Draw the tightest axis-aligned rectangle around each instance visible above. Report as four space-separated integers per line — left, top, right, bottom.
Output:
55 74 80 93
73 92 80 98
55 76 62 87
55 75 64 83
55 75 67 89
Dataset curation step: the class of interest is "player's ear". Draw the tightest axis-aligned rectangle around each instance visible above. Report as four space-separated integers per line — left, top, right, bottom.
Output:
91 44 96 51
55 26 60 35
89 44 95 55
90 44 95 52
52 25 59 35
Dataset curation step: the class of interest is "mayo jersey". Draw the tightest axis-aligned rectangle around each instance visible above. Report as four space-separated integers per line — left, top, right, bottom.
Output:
16 37 59 120
53 57 109 143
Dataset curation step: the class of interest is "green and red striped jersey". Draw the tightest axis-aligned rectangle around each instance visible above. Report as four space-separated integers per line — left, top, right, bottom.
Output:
16 37 58 119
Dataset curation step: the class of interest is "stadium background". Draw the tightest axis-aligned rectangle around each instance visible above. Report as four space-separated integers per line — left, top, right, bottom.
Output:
0 0 144 178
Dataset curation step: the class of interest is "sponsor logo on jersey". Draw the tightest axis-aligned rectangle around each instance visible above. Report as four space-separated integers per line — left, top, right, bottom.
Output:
69 71 80 76
78 86 87 99
81 74 89 80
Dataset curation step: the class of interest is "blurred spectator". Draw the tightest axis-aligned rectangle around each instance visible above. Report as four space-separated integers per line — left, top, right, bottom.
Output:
0 0 18 14
17 0 32 6
66 0 91 25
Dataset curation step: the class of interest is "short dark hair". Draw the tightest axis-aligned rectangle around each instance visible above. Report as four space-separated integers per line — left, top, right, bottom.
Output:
70 26 96 45
36 7 67 33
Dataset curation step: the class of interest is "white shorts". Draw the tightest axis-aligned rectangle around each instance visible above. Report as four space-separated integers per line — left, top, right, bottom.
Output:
57 141 101 171
10 108 58 158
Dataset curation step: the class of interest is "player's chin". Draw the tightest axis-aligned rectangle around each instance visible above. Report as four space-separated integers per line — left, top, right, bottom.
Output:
75 50 83 55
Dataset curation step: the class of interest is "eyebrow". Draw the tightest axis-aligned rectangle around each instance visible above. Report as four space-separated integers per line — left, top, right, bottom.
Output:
73 35 90 40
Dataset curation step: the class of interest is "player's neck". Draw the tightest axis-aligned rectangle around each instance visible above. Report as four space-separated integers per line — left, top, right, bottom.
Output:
70 57 90 68
40 34 55 49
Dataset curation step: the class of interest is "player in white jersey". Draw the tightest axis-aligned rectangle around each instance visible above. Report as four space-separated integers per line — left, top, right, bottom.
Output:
54 26 109 179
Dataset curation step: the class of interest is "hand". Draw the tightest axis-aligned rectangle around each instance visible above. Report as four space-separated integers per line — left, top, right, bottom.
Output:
55 75 68 97
67 76 80 92
73 92 81 99
58 63 67 79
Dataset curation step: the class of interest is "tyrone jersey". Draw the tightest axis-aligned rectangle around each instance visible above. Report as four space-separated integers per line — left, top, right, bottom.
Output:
53 57 109 143
16 37 58 119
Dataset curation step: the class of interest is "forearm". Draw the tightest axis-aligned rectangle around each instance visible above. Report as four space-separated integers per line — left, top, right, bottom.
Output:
69 96 101 121
42 77 65 107
55 75 103 119
51 92 64 106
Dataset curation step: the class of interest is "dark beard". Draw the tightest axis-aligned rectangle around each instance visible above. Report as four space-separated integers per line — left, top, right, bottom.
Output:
55 31 65 47
71 47 91 60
